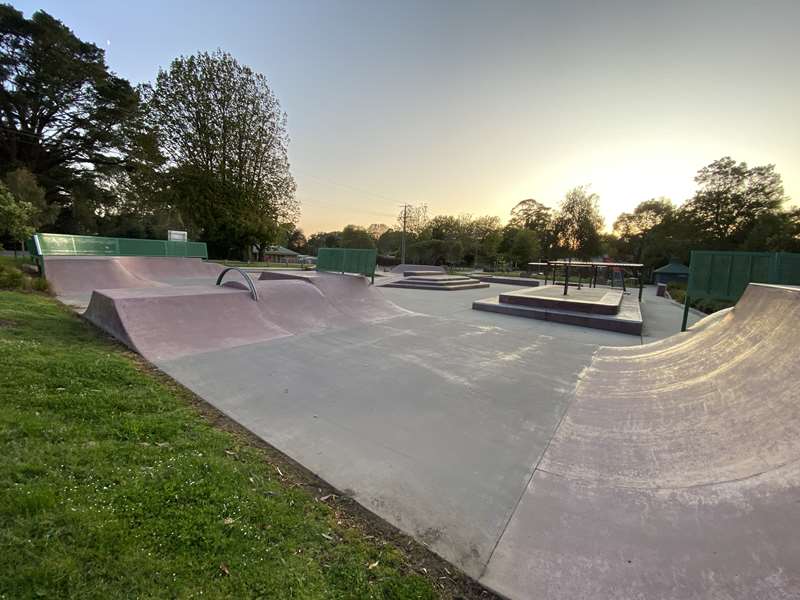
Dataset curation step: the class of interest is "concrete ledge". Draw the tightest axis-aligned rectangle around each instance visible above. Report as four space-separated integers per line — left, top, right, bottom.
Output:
477 276 541 287
385 280 490 291
473 292 642 335
404 270 445 277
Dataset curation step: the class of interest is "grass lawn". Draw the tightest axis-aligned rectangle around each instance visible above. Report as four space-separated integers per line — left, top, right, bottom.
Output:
0 291 446 599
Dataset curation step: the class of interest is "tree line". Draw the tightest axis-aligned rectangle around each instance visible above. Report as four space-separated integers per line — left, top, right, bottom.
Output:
302 160 798 273
0 5 297 258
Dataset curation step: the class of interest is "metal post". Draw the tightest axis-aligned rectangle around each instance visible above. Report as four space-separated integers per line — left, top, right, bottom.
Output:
563 258 570 296
400 204 408 265
638 268 643 302
681 294 691 331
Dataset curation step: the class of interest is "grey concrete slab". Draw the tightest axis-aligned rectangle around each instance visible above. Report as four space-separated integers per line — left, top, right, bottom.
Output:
158 312 600 576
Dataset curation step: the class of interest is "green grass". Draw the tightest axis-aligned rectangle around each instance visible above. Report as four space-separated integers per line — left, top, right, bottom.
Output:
0 291 437 599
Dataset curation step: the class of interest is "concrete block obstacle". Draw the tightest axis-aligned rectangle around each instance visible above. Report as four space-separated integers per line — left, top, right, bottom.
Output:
389 263 445 274
473 284 643 335
476 275 541 286
382 273 490 291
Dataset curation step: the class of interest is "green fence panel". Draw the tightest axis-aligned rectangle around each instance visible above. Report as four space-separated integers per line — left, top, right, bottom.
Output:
316 248 377 282
773 252 800 284
31 233 208 259
682 250 800 330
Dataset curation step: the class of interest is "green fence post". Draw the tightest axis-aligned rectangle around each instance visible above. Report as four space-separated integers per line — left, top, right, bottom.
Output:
681 294 690 332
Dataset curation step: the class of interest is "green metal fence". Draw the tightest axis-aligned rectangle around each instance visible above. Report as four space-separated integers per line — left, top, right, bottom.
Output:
681 250 800 330
30 233 208 259
316 248 377 283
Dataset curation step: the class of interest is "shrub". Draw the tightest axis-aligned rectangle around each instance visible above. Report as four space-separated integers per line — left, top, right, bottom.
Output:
0 260 50 293
666 281 687 304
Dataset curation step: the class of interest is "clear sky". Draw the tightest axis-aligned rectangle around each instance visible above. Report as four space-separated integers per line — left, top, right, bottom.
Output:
16 0 800 234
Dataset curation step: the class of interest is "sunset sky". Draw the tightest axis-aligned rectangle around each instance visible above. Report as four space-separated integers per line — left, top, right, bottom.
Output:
18 0 800 234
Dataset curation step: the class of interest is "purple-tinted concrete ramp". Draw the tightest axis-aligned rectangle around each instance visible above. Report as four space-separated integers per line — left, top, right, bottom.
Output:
84 271 407 361
481 283 800 599
43 256 225 305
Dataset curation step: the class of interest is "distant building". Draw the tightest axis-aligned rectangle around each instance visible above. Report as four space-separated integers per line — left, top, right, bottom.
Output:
653 259 690 284
260 245 300 263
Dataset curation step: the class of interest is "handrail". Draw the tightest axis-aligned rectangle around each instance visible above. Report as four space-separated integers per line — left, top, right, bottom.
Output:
216 267 259 301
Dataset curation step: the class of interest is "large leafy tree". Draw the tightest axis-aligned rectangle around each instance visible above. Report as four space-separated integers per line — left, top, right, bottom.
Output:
510 228 540 268
340 224 375 249
141 50 298 256
553 186 604 257
307 231 341 255
510 198 552 232
613 198 675 261
0 5 138 224
682 157 786 246
0 179 34 245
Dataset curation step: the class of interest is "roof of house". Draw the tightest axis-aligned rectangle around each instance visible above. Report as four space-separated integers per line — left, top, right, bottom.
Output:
654 260 690 274
264 245 299 256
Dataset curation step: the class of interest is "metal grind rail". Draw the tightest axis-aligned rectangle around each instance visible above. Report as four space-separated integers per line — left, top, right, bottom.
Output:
216 267 259 301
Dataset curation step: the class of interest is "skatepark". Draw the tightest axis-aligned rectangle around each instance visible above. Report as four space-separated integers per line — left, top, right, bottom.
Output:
26 233 799 600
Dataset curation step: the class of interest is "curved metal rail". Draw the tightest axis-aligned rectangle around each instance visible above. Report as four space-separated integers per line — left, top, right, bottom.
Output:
215 267 259 301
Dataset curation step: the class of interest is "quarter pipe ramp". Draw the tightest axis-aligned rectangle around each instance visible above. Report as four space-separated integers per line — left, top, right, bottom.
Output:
482 283 800 599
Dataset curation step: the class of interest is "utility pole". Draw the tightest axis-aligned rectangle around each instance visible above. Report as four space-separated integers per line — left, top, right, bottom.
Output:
400 204 408 265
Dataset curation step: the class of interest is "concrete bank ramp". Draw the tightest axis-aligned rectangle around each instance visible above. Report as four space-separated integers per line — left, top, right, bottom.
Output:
44 256 224 300
482 283 800 599
85 272 407 361
259 270 409 321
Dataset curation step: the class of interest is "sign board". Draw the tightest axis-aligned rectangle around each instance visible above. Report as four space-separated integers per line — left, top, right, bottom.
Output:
168 230 188 242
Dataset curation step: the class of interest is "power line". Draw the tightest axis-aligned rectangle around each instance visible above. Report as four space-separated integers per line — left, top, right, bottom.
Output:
294 170 402 204
296 195 397 221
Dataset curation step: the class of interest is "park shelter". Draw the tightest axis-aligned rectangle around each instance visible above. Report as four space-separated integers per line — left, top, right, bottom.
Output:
654 259 690 284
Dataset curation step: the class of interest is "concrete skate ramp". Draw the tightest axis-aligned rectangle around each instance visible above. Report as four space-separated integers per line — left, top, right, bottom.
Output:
259 271 409 321
85 272 406 361
482 283 800 599
44 256 224 300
